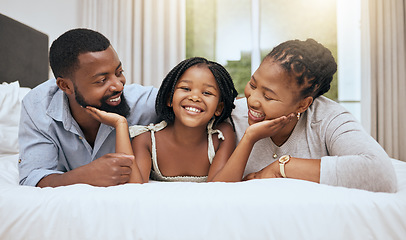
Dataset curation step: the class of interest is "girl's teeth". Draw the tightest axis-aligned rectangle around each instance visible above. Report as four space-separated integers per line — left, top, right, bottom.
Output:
185 107 201 113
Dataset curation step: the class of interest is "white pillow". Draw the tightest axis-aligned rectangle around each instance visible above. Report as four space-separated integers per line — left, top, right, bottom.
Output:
0 81 30 157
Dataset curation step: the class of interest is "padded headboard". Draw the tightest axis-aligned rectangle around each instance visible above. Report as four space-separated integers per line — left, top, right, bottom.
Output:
0 13 49 88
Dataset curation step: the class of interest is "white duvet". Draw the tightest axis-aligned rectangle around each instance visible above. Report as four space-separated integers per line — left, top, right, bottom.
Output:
1 153 406 240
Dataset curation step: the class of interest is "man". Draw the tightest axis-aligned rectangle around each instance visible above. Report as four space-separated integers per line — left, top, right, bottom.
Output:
18 28 158 187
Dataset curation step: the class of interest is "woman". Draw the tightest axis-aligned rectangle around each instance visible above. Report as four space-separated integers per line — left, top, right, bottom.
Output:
227 38 397 192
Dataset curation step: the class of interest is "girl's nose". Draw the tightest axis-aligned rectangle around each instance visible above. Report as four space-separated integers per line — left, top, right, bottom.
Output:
188 94 201 102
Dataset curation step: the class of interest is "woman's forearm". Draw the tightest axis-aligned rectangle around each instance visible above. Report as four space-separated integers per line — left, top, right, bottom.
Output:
210 135 255 182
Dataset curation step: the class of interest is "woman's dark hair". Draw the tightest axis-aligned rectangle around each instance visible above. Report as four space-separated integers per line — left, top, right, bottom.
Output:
156 57 238 128
49 28 111 79
265 38 337 99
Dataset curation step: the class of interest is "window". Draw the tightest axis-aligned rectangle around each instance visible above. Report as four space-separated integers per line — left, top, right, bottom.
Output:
186 0 339 101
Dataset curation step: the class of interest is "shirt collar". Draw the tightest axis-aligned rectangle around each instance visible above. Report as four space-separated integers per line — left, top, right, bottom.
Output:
46 89 74 132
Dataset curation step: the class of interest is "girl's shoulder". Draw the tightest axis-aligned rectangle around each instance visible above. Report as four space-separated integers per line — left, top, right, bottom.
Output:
215 121 234 135
211 121 236 145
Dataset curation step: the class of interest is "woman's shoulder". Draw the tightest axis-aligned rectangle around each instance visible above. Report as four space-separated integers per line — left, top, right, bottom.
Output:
307 96 353 122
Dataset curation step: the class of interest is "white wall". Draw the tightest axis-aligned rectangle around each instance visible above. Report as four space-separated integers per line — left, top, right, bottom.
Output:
0 0 80 49
336 0 362 123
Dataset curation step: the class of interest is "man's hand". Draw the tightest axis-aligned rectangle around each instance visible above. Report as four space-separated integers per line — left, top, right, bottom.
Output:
37 153 134 187
85 106 127 128
84 153 134 186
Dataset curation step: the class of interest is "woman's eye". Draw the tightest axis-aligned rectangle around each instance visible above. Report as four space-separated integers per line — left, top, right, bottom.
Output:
264 95 273 101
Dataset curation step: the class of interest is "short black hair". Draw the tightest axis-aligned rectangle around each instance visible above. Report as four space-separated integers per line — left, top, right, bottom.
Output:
156 57 238 128
265 38 337 99
49 28 110 78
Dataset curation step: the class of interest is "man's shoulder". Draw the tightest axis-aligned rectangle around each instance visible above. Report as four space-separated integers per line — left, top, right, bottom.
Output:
22 79 59 107
124 83 159 125
124 83 157 95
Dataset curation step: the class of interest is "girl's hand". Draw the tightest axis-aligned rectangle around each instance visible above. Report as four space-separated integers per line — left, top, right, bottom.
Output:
244 113 295 143
243 161 281 180
85 106 127 128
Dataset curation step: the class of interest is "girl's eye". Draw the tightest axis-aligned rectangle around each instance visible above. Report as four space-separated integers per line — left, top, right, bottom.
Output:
264 95 274 101
180 86 190 91
249 81 256 89
203 91 213 96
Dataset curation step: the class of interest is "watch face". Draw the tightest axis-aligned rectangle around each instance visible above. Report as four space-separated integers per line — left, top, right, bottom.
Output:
279 155 290 164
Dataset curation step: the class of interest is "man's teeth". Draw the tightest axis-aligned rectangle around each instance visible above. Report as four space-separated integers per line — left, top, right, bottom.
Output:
109 96 121 102
185 106 201 113
250 109 264 118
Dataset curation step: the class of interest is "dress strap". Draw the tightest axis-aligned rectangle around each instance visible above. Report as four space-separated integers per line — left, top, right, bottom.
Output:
129 121 167 138
207 119 225 164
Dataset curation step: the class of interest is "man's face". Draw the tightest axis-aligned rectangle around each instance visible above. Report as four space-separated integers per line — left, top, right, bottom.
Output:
74 82 130 117
70 46 130 117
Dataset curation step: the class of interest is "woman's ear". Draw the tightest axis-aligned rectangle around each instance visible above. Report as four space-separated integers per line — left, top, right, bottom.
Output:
297 96 313 114
56 77 74 95
214 102 224 116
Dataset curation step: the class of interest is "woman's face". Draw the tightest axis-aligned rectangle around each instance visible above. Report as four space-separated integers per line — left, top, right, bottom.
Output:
244 58 305 126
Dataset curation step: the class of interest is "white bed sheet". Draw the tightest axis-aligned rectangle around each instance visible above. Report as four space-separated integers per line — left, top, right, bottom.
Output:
1 154 405 240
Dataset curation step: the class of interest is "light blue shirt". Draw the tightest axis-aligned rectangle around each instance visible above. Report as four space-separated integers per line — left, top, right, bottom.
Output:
18 79 158 186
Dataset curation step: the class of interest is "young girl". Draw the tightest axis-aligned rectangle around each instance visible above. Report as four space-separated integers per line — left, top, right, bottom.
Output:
225 39 397 192
86 57 238 183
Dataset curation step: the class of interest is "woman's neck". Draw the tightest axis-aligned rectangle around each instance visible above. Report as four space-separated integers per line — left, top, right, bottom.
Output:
271 118 298 146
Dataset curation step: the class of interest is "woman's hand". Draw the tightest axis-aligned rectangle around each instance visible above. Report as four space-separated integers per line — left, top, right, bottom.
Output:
85 106 127 128
244 113 295 143
243 161 281 180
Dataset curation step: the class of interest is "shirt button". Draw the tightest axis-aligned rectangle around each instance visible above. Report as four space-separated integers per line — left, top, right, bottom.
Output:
79 136 83 140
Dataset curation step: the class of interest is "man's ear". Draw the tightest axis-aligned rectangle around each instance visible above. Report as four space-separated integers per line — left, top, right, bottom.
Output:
214 102 224 117
56 77 74 95
297 96 313 114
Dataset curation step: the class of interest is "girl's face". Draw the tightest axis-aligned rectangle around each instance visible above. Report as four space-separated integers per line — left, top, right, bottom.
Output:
244 58 309 126
170 65 223 128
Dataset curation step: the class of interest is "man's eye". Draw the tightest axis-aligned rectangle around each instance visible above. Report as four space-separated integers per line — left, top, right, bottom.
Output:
96 78 106 84
117 70 124 76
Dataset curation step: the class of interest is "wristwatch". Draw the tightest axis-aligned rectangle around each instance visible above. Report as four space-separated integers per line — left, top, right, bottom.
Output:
278 155 291 178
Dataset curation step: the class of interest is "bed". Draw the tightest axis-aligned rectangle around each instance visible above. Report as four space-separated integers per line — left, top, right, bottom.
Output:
1 80 406 240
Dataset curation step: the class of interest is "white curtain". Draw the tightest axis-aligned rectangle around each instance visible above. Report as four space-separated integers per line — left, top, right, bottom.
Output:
78 0 185 87
362 0 406 161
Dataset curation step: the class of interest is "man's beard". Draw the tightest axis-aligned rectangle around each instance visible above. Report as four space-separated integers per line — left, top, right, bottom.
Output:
74 86 130 118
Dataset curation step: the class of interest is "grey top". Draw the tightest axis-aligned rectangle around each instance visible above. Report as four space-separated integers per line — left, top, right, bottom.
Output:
18 78 158 186
232 96 397 192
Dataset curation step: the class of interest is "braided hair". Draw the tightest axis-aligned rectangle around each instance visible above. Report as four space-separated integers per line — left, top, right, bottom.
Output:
49 28 111 79
156 57 238 128
265 39 337 99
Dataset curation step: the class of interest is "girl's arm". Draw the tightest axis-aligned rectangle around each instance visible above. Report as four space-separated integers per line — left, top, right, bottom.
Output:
209 114 294 182
85 107 143 183
131 132 153 183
